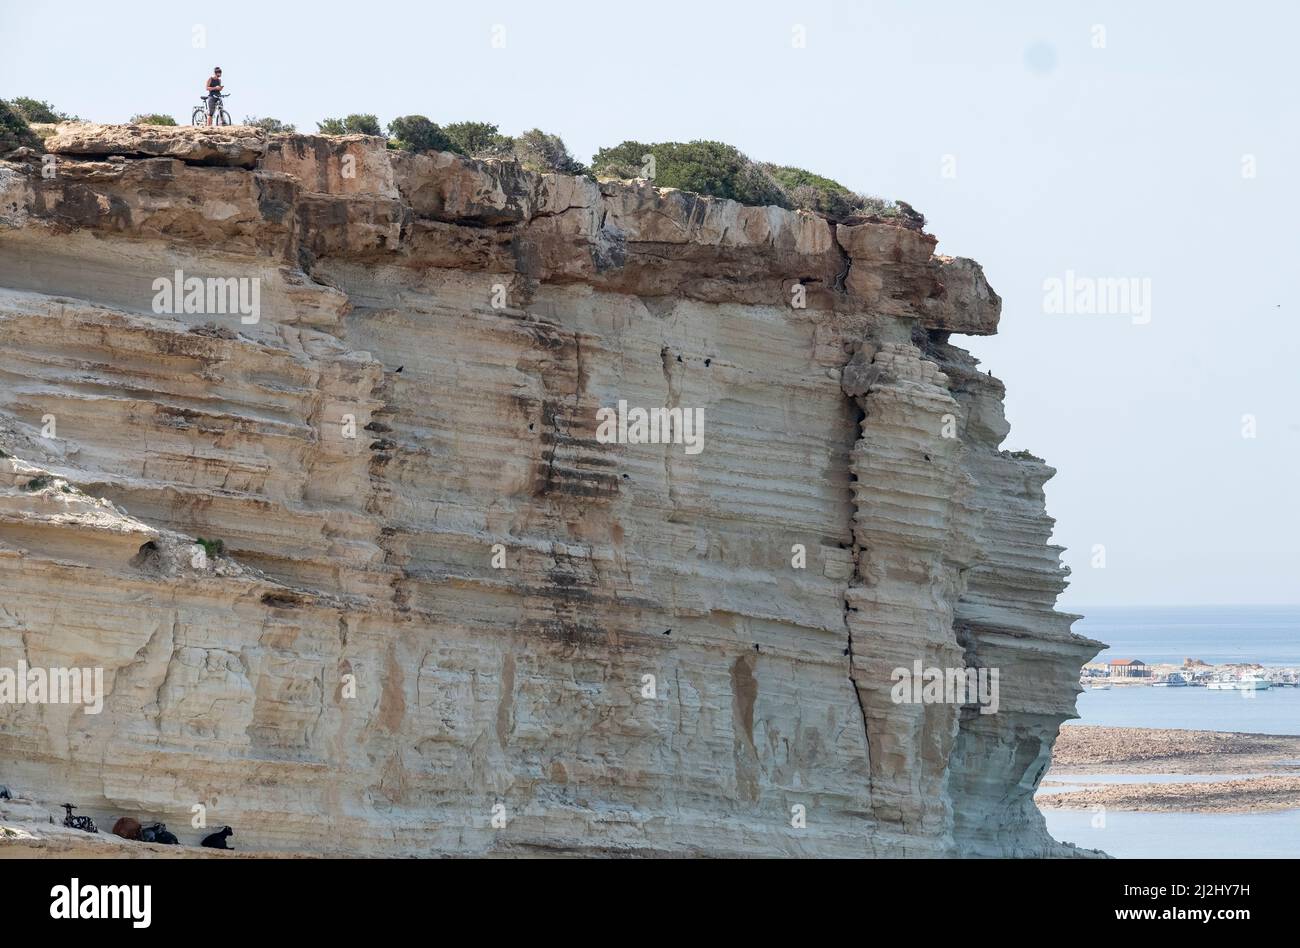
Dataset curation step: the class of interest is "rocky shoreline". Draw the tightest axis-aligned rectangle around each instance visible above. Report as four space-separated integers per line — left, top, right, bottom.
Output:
1038 726 1300 813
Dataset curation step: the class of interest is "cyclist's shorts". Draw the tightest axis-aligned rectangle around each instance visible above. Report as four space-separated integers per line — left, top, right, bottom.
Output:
206 96 220 114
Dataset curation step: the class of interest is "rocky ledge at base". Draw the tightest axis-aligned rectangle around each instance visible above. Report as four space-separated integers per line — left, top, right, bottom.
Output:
0 124 1103 857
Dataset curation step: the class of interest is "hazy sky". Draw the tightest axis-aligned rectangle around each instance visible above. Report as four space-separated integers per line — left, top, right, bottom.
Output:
3 0 1296 608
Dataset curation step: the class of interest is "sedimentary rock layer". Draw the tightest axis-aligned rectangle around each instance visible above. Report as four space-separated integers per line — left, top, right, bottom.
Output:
0 125 1101 856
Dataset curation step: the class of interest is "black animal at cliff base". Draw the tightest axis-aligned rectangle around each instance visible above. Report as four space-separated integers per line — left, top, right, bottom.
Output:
61 803 97 833
202 826 234 849
141 822 178 845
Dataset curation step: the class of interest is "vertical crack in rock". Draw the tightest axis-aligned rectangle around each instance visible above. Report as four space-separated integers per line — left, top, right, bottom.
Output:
839 386 874 793
830 228 853 294
838 333 982 847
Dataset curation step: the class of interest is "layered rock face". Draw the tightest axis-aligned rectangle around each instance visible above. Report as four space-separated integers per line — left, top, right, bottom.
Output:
0 125 1101 856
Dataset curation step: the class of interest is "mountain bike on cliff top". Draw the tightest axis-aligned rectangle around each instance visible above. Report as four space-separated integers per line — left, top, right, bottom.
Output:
192 93 231 127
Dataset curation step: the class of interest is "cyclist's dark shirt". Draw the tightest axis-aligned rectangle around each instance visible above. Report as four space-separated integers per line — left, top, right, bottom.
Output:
206 76 222 96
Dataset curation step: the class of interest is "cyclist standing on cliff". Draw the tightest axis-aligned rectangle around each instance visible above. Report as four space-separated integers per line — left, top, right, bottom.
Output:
204 67 223 126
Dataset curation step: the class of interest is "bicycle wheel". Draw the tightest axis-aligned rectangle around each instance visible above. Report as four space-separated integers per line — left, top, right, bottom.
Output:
218 108 231 127
192 107 206 126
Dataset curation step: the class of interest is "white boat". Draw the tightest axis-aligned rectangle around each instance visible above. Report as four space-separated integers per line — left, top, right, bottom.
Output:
1088 682 1112 691
1207 676 1272 691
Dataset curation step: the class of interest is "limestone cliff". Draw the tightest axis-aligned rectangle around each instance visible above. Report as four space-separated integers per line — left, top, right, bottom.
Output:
0 124 1102 856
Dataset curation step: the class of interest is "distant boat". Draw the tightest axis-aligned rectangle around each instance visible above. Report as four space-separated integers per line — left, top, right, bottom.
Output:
1088 682 1112 691
1152 674 1189 687
1207 676 1272 691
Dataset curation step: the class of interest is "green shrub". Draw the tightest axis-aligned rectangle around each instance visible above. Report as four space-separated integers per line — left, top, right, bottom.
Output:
22 475 53 492
387 115 453 153
592 139 909 222
195 537 225 558
0 99 41 152
343 114 382 136
769 165 906 221
764 164 869 220
10 96 76 123
130 113 178 126
385 119 573 167
591 140 786 207
317 114 382 136
443 121 513 158
244 115 296 134
589 142 653 181
512 128 586 175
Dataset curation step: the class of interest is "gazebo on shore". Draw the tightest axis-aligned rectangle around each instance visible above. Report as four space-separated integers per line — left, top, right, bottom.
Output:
1107 658 1148 678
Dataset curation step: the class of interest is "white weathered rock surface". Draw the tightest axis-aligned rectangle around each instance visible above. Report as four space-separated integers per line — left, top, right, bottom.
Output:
0 127 1100 856
44 121 267 168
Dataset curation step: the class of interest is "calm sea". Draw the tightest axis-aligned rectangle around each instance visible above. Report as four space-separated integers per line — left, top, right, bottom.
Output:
1071 604 1300 665
1043 810 1300 859
1069 685 1300 734
1048 605 1300 857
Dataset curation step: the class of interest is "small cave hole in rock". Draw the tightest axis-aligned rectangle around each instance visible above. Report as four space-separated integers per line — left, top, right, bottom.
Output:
261 592 303 609
131 541 162 569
